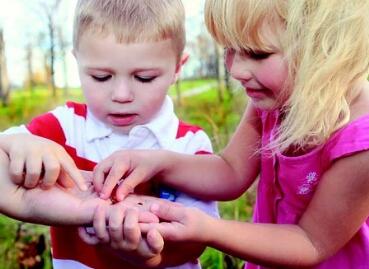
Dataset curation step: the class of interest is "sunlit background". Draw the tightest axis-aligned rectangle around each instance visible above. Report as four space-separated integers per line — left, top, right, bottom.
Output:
0 0 214 88
0 1 249 269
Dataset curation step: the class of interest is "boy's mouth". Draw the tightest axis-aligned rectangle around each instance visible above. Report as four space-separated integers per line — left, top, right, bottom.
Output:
107 113 137 126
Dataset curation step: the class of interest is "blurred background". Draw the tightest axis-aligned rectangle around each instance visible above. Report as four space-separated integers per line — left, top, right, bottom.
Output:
0 0 254 268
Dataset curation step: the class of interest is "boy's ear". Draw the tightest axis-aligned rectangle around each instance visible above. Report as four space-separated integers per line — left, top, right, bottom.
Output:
173 53 189 83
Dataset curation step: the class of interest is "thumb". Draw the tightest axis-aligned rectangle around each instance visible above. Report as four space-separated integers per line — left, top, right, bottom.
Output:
138 211 160 223
150 202 185 222
116 169 148 201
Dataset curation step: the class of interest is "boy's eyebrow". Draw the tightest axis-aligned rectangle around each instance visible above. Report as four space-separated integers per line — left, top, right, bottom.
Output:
83 65 164 73
84 67 114 73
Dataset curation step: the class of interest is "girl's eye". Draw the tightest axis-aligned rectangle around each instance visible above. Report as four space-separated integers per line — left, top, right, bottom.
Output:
91 75 112 82
246 50 272 60
135 75 156 83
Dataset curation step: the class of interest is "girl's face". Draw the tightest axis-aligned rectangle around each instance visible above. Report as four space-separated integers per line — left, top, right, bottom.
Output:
225 31 288 111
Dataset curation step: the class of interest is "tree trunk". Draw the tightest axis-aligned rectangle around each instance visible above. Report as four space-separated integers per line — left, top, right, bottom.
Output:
0 29 10 106
215 42 225 103
48 14 56 97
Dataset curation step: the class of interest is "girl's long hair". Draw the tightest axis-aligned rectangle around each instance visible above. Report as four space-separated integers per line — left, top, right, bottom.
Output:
205 0 369 153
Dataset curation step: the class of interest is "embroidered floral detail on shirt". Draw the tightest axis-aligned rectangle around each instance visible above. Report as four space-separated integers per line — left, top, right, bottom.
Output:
298 171 318 195
306 172 317 183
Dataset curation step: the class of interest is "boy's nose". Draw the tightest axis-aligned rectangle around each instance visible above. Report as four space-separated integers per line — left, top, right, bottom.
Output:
229 54 253 82
111 81 134 103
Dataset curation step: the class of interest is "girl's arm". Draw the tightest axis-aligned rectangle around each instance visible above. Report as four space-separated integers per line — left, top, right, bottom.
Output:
95 102 262 201
144 150 369 267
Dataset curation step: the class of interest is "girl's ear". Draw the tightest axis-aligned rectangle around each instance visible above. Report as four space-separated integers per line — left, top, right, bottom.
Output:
173 53 189 83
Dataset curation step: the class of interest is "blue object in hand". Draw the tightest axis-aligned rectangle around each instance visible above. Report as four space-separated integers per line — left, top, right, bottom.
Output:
159 186 178 201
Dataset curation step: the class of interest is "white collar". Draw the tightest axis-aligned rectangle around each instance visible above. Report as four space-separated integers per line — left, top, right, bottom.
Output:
85 96 179 149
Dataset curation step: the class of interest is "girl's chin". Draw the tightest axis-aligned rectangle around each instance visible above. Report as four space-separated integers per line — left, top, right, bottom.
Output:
251 99 280 111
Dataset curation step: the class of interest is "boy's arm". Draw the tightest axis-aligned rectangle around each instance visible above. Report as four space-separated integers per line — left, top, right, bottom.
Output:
0 149 107 226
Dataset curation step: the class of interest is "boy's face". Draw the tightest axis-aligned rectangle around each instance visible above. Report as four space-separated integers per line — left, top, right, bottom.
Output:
74 33 182 134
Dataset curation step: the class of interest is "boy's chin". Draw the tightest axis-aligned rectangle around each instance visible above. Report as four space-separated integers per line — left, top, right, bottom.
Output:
110 125 133 135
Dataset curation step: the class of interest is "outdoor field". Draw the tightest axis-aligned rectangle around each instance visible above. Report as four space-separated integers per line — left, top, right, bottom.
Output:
0 79 255 269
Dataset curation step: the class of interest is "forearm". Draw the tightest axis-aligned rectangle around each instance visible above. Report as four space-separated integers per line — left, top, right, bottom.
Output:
158 151 255 200
205 218 324 268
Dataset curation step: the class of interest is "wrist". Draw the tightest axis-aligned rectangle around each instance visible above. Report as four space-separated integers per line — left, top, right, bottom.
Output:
155 150 173 179
201 214 219 245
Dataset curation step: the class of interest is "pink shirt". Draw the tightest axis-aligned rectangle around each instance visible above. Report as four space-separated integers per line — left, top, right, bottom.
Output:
246 110 369 269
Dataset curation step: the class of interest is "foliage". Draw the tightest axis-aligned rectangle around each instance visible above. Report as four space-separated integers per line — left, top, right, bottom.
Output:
0 80 254 269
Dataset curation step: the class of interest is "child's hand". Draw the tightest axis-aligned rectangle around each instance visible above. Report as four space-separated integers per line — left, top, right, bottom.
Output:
93 150 161 201
140 201 212 243
0 133 87 191
79 195 163 258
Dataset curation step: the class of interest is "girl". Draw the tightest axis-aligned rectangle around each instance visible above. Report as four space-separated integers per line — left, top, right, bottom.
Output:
93 0 369 268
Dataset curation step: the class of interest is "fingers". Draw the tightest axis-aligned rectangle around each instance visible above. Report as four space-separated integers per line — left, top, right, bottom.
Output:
94 151 154 201
99 161 128 200
121 208 141 250
146 229 164 254
93 205 110 243
40 154 60 188
24 156 43 188
110 208 142 251
78 227 100 245
150 202 185 222
8 151 26 185
57 169 75 189
138 211 160 223
115 169 146 201
59 155 87 191
92 158 113 195
108 206 125 248
6 137 85 191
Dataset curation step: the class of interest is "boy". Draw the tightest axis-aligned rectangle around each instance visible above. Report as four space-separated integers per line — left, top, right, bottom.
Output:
0 0 218 268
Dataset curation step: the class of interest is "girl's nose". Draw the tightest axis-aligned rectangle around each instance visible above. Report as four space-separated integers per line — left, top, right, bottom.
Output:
228 53 253 82
111 80 134 103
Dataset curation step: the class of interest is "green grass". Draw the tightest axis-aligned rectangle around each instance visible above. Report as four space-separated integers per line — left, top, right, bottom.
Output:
168 78 216 96
0 80 253 268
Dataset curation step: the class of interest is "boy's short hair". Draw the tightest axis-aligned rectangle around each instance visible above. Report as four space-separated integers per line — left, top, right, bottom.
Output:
73 0 185 61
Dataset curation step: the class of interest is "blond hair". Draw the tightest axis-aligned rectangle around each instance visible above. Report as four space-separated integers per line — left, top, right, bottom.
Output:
73 0 185 61
205 0 369 152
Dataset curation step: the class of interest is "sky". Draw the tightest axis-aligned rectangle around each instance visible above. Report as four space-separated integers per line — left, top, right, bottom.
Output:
0 0 209 88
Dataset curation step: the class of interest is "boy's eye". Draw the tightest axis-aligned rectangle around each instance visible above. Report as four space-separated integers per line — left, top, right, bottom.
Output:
91 75 112 82
134 75 156 83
